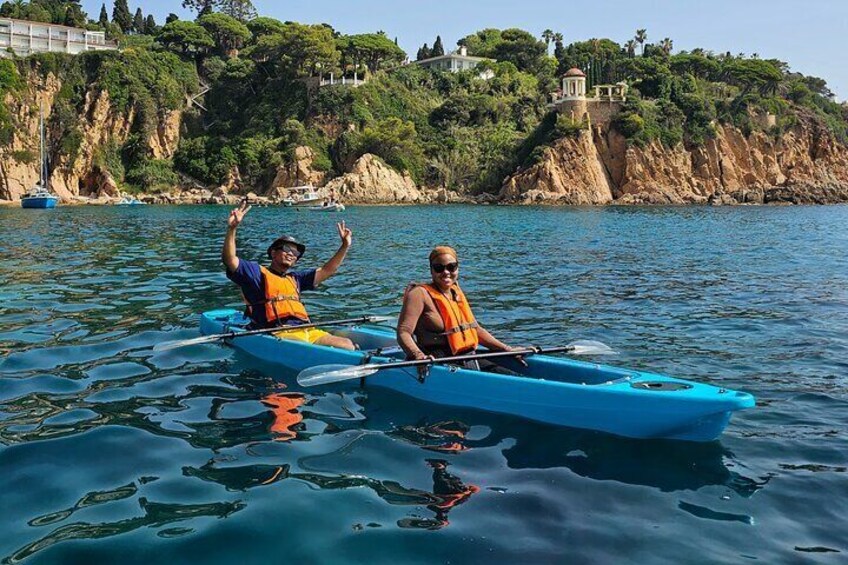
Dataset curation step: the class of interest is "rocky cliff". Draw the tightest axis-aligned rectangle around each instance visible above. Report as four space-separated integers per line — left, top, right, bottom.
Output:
323 154 429 203
501 118 848 205
0 69 183 202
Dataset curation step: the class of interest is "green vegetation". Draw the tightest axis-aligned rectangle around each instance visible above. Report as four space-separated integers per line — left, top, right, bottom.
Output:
2 0 847 195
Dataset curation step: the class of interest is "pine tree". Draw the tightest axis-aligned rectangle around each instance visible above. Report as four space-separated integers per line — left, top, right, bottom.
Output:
133 7 144 33
98 3 109 28
432 35 444 57
166 13 179 24
112 0 132 33
417 43 431 61
181 0 217 16
218 0 257 22
145 14 156 33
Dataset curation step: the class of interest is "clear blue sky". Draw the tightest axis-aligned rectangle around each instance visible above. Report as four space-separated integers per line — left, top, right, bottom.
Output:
82 0 848 99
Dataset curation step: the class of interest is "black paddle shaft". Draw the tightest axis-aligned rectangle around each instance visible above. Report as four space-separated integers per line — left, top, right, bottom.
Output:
220 315 381 341
371 345 575 371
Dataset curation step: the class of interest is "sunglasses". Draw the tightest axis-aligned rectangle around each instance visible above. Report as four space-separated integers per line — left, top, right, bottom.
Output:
431 262 459 273
274 244 302 258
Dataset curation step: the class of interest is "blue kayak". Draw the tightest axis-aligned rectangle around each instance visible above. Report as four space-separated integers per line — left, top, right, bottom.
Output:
199 309 755 442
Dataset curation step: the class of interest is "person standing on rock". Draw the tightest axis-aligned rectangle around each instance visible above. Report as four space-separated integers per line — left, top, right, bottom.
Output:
222 199 356 350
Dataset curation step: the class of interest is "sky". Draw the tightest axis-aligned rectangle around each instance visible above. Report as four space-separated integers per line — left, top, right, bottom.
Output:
82 0 848 100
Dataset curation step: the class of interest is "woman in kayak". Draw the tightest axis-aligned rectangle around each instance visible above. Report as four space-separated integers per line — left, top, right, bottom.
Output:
396 245 523 372
222 199 355 350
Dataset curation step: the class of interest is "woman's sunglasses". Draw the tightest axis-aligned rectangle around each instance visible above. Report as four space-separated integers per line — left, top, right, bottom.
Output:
431 262 459 273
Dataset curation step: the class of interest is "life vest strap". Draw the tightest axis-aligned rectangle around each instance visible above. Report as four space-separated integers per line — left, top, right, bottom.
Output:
441 322 479 336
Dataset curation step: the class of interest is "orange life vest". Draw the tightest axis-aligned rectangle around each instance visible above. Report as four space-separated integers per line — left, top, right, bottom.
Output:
246 266 310 326
421 284 479 355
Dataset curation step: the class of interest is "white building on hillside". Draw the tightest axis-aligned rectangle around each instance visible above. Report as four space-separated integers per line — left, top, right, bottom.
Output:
414 46 493 76
0 18 117 57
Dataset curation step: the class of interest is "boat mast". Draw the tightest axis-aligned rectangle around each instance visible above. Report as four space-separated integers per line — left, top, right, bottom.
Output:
39 101 46 189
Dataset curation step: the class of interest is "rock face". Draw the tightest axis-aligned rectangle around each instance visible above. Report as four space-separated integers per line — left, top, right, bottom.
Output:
0 70 183 202
501 129 614 204
502 119 848 205
323 154 428 203
268 146 328 197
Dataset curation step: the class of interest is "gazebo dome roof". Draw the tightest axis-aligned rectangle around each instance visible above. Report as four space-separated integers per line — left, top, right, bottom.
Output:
563 67 586 78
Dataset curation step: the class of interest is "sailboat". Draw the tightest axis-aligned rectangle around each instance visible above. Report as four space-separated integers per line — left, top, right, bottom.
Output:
21 103 59 209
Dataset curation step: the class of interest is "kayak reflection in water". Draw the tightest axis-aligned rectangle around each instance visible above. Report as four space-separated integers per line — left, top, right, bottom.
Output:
222 199 355 350
398 459 480 530
261 392 305 442
396 245 525 376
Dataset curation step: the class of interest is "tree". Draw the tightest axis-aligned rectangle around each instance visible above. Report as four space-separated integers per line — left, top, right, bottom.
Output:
635 28 647 55
98 3 109 27
660 37 673 55
458 29 502 57
158 19 214 54
166 13 179 24
181 0 216 15
542 29 554 53
553 32 565 62
250 23 340 78
625 39 637 58
247 16 285 39
722 58 783 96
112 0 132 33
198 12 251 56
64 1 85 27
133 7 144 34
145 14 157 34
219 0 256 22
432 35 444 56
416 43 430 61
341 32 406 73
492 28 547 74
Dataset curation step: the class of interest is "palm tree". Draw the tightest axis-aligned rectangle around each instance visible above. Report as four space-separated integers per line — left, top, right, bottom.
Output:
625 39 637 58
660 37 673 55
542 29 554 54
635 28 647 55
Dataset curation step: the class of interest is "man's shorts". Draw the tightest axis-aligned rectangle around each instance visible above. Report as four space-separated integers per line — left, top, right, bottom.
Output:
273 327 330 344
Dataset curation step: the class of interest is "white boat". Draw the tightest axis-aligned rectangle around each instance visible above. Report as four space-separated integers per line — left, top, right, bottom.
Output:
281 185 324 207
115 196 146 205
302 203 345 212
21 104 59 209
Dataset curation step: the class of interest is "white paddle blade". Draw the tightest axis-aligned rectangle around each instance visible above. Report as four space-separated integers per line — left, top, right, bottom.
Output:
297 364 381 387
568 340 617 356
153 334 222 352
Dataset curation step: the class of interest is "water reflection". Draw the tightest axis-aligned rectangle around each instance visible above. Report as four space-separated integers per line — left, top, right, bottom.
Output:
5 496 244 565
396 459 480 530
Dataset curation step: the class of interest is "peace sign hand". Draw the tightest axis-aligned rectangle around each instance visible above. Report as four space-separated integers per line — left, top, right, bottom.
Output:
228 199 251 229
337 221 352 247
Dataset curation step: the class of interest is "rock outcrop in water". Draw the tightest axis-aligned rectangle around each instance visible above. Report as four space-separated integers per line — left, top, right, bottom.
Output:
501 118 848 205
323 154 430 203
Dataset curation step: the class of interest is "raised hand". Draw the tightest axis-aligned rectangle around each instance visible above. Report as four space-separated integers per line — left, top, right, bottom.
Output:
228 199 251 229
337 220 352 247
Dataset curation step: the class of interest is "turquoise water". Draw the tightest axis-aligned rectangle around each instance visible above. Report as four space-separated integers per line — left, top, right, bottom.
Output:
1 205 846 563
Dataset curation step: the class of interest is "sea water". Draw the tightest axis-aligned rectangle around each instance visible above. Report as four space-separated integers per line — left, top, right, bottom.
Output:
0 205 846 563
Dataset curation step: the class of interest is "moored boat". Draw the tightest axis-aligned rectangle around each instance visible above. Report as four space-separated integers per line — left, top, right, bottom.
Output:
302 203 345 212
281 185 324 207
21 186 58 209
199 309 755 442
115 196 146 205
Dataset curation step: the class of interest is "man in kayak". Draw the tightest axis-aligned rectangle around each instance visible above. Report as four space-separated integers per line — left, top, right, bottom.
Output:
222 199 356 350
396 245 523 373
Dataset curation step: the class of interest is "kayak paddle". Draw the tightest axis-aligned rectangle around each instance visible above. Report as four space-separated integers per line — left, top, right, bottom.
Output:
297 340 617 387
153 315 394 352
